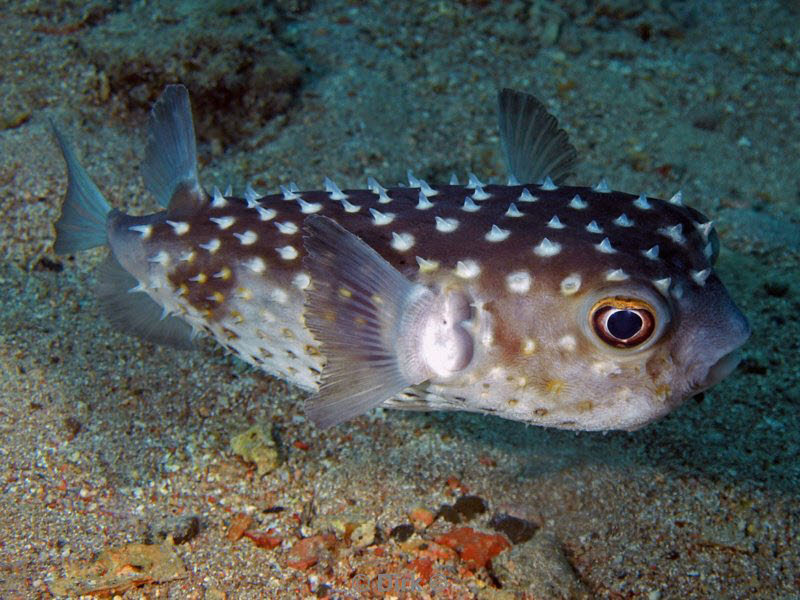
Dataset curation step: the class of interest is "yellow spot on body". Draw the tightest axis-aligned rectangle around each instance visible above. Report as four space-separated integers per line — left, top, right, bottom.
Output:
236 287 253 301
545 380 566 395
371 294 384 305
178 283 189 296
522 338 536 354
416 257 440 273
576 400 594 413
190 273 208 284
281 327 295 339
214 266 232 280
211 291 225 303
339 287 353 298
506 398 519 406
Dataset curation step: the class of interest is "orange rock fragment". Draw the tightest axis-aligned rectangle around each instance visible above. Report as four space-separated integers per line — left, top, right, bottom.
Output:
286 534 336 570
226 513 253 542
409 557 434 584
445 475 469 495
243 530 283 549
434 527 511 570
409 507 435 529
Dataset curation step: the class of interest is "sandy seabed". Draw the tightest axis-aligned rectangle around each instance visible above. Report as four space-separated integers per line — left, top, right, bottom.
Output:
1 1 798 598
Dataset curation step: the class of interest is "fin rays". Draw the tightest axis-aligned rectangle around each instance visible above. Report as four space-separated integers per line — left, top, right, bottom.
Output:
302 216 428 428
497 88 578 185
142 84 208 216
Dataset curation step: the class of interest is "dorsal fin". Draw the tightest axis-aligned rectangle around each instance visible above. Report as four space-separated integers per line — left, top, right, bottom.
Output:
141 84 208 217
497 88 578 184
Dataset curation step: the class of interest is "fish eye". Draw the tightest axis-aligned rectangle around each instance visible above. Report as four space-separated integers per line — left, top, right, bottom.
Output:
590 298 656 349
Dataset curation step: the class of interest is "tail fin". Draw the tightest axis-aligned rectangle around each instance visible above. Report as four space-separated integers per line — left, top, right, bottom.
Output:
51 122 112 253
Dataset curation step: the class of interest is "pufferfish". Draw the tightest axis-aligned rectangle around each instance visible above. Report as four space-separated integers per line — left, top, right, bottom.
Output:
51 85 750 430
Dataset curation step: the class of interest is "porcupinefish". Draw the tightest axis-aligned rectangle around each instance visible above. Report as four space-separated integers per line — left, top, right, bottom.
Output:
51 85 750 430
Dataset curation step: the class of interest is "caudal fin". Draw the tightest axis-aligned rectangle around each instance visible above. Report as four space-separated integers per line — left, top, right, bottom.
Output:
51 122 112 253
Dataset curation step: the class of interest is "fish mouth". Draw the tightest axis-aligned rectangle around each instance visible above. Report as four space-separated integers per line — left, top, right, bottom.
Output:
699 349 743 390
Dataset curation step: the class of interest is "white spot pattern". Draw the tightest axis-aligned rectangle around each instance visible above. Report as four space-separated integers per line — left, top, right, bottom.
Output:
416 192 434 210
166 220 189 235
605 269 629 281
210 216 235 230
234 230 258 245
435 217 459 233
462 197 479 212
391 232 415 252
568 195 587 209
533 238 561 257
199 239 221 253
506 271 531 294
245 257 266 273
596 238 615 254
560 273 581 295
586 220 603 234
485 225 510 242
275 221 298 235
277 245 298 260
455 260 480 279
370 208 395 225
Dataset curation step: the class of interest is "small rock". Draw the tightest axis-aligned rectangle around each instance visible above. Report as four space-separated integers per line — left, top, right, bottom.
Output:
434 527 511 570
390 523 415 542
350 521 376 548
145 514 201 545
230 424 279 475
409 507 435 529
243 530 282 549
492 531 590 599
453 495 487 521
437 495 487 524
286 534 336 570
489 513 539 544
226 513 252 542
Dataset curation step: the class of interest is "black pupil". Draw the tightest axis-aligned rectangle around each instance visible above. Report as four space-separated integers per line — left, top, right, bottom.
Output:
607 310 643 339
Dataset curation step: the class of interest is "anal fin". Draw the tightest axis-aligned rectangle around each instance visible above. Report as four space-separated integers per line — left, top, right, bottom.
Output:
96 254 195 350
302 216 432 428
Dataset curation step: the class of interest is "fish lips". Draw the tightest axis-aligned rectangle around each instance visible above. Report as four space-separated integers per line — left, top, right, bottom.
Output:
683 291 751 396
